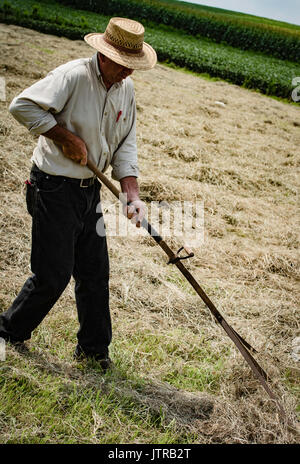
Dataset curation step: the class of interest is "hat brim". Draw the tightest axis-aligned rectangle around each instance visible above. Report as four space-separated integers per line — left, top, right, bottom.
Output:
84 33 157 70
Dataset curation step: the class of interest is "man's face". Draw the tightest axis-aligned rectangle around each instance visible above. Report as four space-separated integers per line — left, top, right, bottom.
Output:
98 53 134 89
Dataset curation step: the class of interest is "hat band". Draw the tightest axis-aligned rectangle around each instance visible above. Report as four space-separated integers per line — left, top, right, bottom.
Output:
103 36 144 55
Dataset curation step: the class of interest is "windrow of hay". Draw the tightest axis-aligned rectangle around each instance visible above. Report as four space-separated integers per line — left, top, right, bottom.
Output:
0 23 299 443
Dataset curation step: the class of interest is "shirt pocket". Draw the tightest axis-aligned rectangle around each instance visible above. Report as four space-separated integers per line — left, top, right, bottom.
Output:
108 111 130 151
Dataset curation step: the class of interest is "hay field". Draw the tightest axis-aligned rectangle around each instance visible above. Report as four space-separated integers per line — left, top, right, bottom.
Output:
0 23 299 444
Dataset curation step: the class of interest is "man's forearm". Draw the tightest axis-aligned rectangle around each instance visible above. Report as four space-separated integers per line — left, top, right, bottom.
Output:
43 124 77 145
119 176 140 203
42 124 87 166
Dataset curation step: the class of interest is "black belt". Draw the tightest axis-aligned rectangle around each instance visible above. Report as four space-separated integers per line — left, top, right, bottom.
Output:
31 165 96 188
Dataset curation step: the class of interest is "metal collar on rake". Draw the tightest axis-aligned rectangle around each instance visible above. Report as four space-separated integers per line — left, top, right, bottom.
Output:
167 246 194 264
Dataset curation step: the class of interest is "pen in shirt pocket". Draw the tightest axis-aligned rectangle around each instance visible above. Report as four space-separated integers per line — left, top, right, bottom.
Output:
116 110 122 122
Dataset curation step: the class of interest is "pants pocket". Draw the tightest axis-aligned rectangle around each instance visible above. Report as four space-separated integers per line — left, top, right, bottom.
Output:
25 181 36 217
35 175 65 193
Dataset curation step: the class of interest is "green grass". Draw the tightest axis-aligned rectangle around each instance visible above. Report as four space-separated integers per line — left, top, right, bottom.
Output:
0 0 109 30
175 0 300 30
0 348 200 443
284 369 300 414
163 61 300 107
0 316 223 443
112 328 229 394
1 0 299 100
146 26 300 99
58 0 300 62
0 319 224 442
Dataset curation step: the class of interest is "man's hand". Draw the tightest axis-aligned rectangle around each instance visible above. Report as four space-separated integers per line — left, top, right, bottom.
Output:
125 199 146 228
119 176 145 228
42 124 87 166
61 136 87 166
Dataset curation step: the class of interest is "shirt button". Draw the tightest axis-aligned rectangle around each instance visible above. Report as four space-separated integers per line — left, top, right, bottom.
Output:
104 112 107 116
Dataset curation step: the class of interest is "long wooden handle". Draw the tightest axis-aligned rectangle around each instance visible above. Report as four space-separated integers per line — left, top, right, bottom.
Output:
88 159 122 201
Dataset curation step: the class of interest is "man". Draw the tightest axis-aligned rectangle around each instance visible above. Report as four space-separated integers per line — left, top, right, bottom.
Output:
0 17 157 370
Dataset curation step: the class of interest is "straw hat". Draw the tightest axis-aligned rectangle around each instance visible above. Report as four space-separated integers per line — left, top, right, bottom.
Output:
84 17 157 70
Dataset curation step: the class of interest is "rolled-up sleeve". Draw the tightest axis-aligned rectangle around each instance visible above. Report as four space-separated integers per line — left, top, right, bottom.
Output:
9 71 70 135
111 101 139 181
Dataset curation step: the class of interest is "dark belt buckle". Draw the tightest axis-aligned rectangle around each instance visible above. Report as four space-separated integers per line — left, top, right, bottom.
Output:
80 177 94 188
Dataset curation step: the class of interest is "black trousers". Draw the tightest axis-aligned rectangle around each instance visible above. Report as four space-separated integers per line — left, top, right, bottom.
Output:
0 165 111 357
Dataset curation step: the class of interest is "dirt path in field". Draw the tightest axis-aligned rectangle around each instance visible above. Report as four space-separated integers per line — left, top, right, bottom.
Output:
0 23 299 443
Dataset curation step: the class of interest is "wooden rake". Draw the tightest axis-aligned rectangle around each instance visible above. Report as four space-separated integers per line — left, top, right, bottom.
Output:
87 158 288 422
